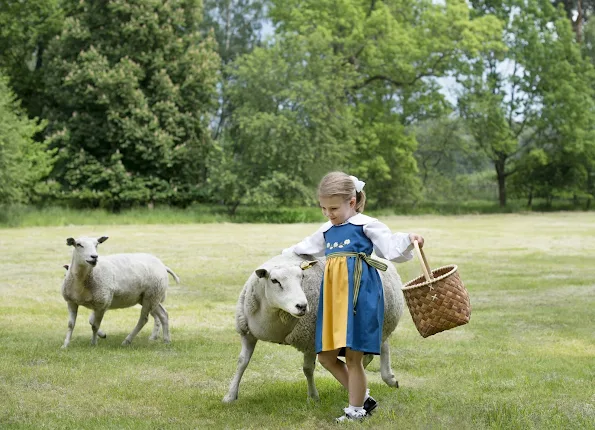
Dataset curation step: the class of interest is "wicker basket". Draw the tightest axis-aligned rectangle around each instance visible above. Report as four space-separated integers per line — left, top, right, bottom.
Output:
402 241 471 338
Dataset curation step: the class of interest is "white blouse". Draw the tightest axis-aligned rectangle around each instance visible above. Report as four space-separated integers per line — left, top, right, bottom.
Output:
283 213 414 263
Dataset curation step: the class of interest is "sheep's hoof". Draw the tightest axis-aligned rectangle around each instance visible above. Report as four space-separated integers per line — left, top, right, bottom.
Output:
383 375 399 388
98 330 107 339
121 339 132 346
61 344 69 349
148 335 158 341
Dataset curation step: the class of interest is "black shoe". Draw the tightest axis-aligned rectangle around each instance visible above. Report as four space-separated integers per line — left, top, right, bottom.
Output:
363 396 378 414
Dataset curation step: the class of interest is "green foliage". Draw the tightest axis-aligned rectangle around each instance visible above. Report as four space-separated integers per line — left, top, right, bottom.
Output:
0 0 63 118
412 117 492 203
460 0 595 207
214 0 503 209
0 204 325 227
212 34 358 213
0 74 54 205
43 0 220 210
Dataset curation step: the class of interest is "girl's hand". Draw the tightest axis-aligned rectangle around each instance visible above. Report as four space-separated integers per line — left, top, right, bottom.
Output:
409 233 424 248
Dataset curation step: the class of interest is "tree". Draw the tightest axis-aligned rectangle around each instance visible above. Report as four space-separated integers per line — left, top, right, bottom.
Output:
0 74 54 204
514 15 595 206
460 0 594 206
0 0 63 118
260 0 502 208
43 0 220 210
553 0 595 41
200 0 265 141
211 35 358 213
412 117 490 202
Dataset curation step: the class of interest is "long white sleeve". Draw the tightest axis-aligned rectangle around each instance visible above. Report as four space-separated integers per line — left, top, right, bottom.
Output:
363 220 413 263
282 222 330 257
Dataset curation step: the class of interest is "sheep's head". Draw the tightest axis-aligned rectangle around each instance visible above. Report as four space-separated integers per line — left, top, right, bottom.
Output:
255 261 317 317
66 236 109 267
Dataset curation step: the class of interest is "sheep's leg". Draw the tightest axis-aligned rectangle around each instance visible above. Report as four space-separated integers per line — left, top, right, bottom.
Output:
380 340 399 388
148 310 162 341
90 309 106 346
363 354 374 368
223 334 257 403
150 304 169 343
303 352 319 401
62 302 79 348
122 304 150 346
89 312 106 339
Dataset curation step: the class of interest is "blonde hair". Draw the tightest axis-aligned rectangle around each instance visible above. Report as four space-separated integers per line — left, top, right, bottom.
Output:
317 171 366 213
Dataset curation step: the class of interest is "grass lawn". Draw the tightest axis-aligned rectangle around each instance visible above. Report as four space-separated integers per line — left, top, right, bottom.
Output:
0 213 593 429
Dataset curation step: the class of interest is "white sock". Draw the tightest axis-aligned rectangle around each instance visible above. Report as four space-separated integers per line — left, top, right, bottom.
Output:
350 404 364 412
364 388 370 401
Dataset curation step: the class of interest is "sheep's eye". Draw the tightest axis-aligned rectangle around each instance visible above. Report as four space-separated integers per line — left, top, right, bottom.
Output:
271 279 280 284
76 243 84 248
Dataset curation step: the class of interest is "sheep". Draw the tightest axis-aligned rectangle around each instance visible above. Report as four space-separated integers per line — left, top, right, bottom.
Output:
61 236 179 348
223 252 404 403
61 263 166 341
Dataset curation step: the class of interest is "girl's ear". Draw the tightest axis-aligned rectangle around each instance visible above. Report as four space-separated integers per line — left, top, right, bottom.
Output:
349 196 356 208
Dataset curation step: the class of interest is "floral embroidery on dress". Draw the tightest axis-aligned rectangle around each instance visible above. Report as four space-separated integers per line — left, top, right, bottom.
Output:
327 238 351 250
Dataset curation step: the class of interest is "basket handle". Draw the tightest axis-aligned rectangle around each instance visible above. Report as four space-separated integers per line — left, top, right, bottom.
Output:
413 240 434 283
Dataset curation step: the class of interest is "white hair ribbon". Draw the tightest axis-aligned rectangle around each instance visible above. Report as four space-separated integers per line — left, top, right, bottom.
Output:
349 175 366 193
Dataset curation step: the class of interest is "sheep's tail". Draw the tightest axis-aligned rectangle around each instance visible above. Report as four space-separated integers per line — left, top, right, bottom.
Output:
166 267 180 284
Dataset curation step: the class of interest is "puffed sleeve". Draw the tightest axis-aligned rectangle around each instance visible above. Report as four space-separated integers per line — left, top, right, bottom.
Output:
282 222 329 257
363 220 413 263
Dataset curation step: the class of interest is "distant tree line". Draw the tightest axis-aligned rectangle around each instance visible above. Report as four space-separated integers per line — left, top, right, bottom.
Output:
1 0 594 212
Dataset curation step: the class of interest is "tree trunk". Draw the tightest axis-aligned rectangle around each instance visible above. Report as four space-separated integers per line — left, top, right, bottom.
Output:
495 159 507 207
575 0 584 43
527 188 533 208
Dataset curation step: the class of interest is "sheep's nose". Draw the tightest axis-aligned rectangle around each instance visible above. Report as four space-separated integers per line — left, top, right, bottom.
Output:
295 303 307 313
90 254 98 260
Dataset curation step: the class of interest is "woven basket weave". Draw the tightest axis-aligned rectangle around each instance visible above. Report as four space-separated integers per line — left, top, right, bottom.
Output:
402 241 471 338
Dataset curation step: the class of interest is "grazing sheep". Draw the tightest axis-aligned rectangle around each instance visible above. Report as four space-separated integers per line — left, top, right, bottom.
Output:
223 252 403 403
61 236 179 348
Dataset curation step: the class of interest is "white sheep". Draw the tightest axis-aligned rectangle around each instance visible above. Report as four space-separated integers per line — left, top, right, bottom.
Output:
61 236 179 348
62 264 164 340
223 252 403 403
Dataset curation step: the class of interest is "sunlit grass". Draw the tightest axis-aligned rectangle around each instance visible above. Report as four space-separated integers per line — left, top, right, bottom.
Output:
0 213 594 429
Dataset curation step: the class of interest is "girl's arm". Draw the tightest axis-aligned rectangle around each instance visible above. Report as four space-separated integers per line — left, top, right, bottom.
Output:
282 223 329 257
363 220 415 263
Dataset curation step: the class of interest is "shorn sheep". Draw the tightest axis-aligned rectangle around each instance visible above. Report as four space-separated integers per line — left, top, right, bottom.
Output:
223 252 404 403
61 236 179 347
62 264 166 341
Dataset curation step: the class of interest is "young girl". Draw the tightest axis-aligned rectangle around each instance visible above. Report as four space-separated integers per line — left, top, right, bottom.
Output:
284 171 424 422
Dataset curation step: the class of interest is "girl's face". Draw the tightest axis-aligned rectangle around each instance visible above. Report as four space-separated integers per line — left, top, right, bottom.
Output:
319 195 356 225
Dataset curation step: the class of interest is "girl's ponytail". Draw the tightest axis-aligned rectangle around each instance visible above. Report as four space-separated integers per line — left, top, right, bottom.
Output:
355 189 366 213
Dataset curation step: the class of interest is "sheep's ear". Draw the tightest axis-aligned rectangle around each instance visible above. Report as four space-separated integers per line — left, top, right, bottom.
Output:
255 268 269 279
66 238 75 246
98 236 109 244
300 260 318 270
63 264 69 270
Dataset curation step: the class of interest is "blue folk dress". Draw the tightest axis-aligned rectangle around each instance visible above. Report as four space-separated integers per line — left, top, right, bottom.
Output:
314 222 385 355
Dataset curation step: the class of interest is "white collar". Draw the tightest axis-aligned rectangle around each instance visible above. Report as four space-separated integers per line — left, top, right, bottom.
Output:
321 213 377 232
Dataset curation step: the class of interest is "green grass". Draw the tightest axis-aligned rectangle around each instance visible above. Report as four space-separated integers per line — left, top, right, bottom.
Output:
0 205 327 227
1 213 594 429
1 199 592 228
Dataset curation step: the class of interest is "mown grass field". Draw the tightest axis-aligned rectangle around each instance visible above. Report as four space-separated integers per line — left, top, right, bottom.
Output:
1 213 594 429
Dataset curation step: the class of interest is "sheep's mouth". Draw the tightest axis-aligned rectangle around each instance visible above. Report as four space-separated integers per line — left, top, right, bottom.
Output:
292 309 307 317
86 259 97 266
